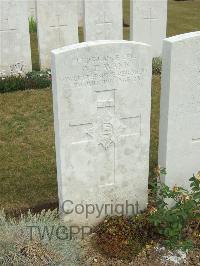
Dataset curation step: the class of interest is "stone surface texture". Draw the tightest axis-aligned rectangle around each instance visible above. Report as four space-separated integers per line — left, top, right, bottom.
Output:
0 0 32 75
159 31 200 190
84 0 123 41
130 0 167 57
37 0 78 69
52 40 152 225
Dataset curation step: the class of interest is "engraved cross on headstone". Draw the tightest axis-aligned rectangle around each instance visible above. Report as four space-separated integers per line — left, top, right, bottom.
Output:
0 18 16 33
143 8 158 31
49 14 68 46
95 2 113 39
69 89 141 186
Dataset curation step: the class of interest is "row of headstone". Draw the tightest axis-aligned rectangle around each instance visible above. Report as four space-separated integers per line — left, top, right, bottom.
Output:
51 31 200 225
0 0 168 73
37 0 168 68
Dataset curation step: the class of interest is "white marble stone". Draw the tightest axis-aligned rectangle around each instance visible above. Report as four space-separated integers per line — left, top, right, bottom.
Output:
84 0 123 41
0 0 32 75
159 32 200 191
130 0 167 57
51 40 152 225
36 0 78 69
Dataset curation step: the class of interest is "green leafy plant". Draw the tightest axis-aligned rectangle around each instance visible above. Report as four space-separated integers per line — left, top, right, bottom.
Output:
149 167 200 250
29 16 37 33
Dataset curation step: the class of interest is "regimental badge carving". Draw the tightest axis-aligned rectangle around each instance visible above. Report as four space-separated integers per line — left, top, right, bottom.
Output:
85 112 133 150
69 90 141 149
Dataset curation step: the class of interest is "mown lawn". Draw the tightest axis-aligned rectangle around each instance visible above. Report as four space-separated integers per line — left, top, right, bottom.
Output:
0 90 57 212
0 0 199 213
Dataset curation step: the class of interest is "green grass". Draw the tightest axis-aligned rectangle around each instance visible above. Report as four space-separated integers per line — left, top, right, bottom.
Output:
0 90 57 211
167 0 200 37
0 0 200 212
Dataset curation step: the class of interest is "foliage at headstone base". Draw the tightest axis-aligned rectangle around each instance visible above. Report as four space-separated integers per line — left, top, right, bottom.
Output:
93 213 156 260
0 70 51 93
0 209 83 265
149 167 200 251
93 169 199 260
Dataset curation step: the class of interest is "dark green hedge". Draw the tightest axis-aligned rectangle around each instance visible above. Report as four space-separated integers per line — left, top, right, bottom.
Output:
0 71 51 93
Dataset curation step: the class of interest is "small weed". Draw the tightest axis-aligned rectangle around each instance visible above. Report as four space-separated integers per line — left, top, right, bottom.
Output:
152 57 162 75
29 16 37 33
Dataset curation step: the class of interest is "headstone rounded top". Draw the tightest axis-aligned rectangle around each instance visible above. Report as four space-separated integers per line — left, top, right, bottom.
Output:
164 31 200 43
51 40 151 55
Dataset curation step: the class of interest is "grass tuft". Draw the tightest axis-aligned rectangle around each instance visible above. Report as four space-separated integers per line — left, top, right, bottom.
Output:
29 16 37 33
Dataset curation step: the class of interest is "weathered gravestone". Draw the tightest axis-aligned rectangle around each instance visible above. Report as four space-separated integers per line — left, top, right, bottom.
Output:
130 0 167 57
52 40 152 225
0 0 32 75
36 0 78 69
84 0 123 41
159 31 200 190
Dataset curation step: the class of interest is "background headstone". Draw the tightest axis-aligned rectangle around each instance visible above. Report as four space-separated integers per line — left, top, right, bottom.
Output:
36 0 78 69
159 31 200 190
52 40 152 225
130 0 168 57
84 0 123 41
0 0 32 76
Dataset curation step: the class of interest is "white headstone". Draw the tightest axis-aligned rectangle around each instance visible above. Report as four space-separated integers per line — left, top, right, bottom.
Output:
159 32 200 190
36 0 78 69
130 0 167 57
84 0 123 41
0 0 32 75
52 40 152 225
